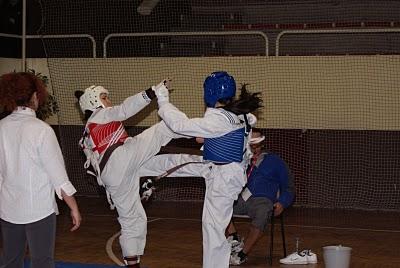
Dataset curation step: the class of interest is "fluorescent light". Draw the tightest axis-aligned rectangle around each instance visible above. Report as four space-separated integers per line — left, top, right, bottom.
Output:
137 0 161 15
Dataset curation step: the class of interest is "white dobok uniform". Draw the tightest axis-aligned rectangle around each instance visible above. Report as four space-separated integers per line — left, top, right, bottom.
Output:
139 102 251 268
80 92 182 257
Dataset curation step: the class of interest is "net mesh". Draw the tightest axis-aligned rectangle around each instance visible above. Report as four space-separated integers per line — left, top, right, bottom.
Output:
37 0 400 210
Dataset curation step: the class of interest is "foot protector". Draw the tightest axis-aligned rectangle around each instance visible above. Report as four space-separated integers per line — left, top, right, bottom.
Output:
124 256 140 267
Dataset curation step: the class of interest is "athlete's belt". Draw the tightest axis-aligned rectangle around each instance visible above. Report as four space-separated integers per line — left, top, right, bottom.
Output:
212 162 230 166
99 141 124 173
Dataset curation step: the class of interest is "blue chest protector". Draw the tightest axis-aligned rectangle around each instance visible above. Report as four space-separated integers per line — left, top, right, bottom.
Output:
203 127 245 163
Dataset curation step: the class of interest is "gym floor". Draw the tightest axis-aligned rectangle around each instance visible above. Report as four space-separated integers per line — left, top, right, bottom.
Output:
50 196 400 268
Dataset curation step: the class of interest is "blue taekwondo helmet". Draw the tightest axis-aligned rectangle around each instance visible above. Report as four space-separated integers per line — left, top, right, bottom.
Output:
203 71 236 107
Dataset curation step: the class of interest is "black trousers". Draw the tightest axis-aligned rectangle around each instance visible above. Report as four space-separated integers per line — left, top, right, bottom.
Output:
0 213 56 268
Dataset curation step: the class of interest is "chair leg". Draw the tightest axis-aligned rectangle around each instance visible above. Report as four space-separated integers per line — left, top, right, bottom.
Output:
280 214 287 257
268 213 274 265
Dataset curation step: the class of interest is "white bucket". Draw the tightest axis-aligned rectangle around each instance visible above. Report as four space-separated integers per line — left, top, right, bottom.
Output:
323 245 352 268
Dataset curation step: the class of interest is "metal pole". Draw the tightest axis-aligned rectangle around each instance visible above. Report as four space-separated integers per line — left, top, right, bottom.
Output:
22 0 26 71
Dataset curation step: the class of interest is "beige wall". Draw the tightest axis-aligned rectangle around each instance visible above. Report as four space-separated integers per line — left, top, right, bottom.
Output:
0 58 50 77
0 58 22 74
2 56 400 130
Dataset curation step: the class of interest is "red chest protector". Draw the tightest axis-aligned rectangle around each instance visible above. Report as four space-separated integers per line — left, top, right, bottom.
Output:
87 121 128 155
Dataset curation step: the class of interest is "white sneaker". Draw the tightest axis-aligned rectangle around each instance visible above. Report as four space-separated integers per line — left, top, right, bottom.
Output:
227 235 244 253
301 249 318 264
279 251 308 265
230 252 247 265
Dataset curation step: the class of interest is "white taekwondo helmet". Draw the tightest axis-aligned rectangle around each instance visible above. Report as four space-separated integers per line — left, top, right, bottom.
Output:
79 85 109 112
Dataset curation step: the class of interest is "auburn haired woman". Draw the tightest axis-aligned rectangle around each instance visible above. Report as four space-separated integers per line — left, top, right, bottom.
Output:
0 71 81 268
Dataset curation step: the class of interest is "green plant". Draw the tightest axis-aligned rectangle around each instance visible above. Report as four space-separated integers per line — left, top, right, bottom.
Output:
27 69 59 120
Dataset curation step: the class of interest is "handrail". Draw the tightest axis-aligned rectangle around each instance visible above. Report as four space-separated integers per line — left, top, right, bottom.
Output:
103 31 269 58
0 33 21 38
0 33 97 58
275 28 400 56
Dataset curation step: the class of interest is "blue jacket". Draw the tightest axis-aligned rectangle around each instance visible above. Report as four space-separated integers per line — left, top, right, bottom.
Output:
246 152 295 208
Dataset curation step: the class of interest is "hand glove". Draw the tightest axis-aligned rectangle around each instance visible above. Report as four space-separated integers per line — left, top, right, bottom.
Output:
152 78 171 106
247 113 257 127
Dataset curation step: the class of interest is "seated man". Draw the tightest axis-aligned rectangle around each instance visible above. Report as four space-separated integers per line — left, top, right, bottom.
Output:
226 129 295 265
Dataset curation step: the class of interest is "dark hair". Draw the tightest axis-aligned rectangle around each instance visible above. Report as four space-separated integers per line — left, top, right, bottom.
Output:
74 90 84 99
0 72 48 112
222 84 263 115
74 90 93 121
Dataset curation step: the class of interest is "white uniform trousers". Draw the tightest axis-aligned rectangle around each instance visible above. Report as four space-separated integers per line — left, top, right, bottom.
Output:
100 121 182 257
140 154 247 268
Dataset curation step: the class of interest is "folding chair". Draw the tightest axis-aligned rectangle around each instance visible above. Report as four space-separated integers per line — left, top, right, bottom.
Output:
232 208 287 265
268 210 287 265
